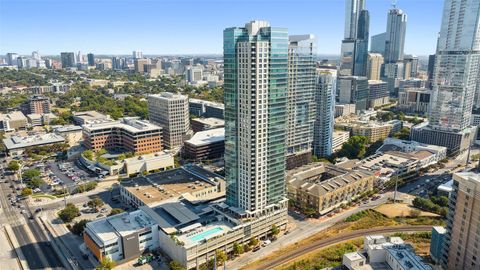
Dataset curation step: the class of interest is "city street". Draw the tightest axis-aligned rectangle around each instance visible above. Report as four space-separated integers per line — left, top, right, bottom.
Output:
0 160 65 270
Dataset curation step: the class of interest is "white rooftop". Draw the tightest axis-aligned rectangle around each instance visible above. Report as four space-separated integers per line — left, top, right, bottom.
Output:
3 133 65 150
54 125 83 133
0 111 26 121
83 117 161 133
185 128 224 147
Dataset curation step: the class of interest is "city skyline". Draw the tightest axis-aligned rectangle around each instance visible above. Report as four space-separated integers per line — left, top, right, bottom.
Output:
0 0 443 56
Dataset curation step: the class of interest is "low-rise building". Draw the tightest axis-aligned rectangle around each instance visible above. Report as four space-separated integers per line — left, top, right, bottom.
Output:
189 98 225 119
83 209 159 263
2 133 65 156
184 128 224 161
54 125 83 146
119 164 225 207
26 113 57 126
190 117 224 132
0 111 27 132
332 130 350 152
73 111 112 125
377 138 447 167
335 118 402 143
397 88 432 114
83 117 162 155
335 103 356 118
286 162 375 215
343 235 433 270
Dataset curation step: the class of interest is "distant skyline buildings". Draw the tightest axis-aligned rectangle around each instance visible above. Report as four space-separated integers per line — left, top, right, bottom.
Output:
0 1 443 55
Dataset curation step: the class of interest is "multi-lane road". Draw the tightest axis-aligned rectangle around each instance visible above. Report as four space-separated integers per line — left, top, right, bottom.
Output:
0 161 64 270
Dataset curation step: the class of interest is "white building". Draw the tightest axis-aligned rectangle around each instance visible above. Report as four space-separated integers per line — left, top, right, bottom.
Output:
2 133 65 156
332 130 350 152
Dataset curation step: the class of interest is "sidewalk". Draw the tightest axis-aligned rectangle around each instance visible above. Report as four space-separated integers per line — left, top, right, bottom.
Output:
3 225 28 270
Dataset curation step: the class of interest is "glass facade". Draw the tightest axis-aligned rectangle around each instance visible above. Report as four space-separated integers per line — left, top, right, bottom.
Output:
314 69 336 157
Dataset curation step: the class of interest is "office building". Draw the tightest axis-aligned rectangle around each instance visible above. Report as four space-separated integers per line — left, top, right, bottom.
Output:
403 54 419 79
442 172 480 269
412 0 480 156
286 34 316 169
6 53 19 66
427 54 436 89
430 226 446 264
132 51 143 59
54 125 83 147
337 76 369 111
26 113 57 126
335 103 356 117
184 128 225 161
370 32 386 55
399 78 426 90
185 66 203 84
313 68 336 157
2 133 65 156
367 80 389 108
190 117 224 133
340 0 370 76
22 95 51 115
366 53 383 80
87 53 95 66
60 52 76 68
134 58 149 73
73 111 112 125
148 93 192 150
332 130 350 152
189 99 225 119
0 111 27 132
287 162 374 215
82 117 162 155
397 88 432 114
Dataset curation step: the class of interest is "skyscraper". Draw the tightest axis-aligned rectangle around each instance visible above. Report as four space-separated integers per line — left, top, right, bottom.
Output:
442 172 480 269
411 0 479 155
427 54 436 89
286 34 316 169
223 20 289 214
6 53 18 66
340 0 370 76
337 76 369 111
314 68 337 157
132 51 143 59
87 53 95 66
382 7 407 95
370 32 386 55
60 52 76 68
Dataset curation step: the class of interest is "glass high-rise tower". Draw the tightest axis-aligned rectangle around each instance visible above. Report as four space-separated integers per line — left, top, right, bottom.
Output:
286 35 316 169
314 68 337 157
224 21 288 214
411 0 479 155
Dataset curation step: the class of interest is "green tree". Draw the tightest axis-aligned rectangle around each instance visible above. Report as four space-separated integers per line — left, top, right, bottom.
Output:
271 224 280 236
215 250 227 265
21 188 33 197
169 260 186 270
109 208 124 216
7 160 20 171
71 219 89 235
83 150 94 161
23 168 41 180
87 197 104 212
338 136 369 159
58 203 80 223
232 242 244 256
96 257 116 270
249 237 259 247
29 178 44 188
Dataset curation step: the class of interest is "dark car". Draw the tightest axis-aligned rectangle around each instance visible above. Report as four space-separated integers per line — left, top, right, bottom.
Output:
252 246 261 252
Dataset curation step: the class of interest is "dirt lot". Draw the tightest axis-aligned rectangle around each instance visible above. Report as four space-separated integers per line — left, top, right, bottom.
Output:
375 203 439 218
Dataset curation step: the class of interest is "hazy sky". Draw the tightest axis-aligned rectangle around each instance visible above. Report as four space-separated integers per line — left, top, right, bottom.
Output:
0 0 444 56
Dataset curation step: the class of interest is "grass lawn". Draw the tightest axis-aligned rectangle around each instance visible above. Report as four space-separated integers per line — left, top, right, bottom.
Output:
32 194 57 200
240 209 442 270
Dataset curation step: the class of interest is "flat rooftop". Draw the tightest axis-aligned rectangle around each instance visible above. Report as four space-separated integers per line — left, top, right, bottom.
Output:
86 210 156 244
189 98 224 109
83 117 161 133
54 125 83 133
3 133 65 150
191 117 224 127
120 164 223 207
0 111 26 121
385 244 433 270
73 110 110 121
185 128 224 147
149 92 188 100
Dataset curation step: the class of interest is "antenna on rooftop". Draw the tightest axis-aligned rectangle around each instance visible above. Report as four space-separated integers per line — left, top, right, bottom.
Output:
392 0 397 8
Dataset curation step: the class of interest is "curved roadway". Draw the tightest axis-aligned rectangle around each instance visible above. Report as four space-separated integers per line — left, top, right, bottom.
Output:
248 225 433 270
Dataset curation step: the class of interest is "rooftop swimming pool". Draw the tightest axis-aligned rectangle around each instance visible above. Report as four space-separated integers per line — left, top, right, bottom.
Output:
189 227 224 242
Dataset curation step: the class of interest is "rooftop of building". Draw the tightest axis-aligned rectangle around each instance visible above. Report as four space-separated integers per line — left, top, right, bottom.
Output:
0 111 27 121
189 98 224 108
432 226 447 234
149 92 188 100
86 209 156 244
454 171 480 184
73 110 111 121
53 125 83 133
286 162 374 197
191 117 224 127
82 117 161 133
120 164 224 207
384 244 433 270
185 128 224 147
26 113 57 119
3 133 65 150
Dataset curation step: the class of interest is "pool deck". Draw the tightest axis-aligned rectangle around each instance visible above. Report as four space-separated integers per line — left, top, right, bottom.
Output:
177 223 231 248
